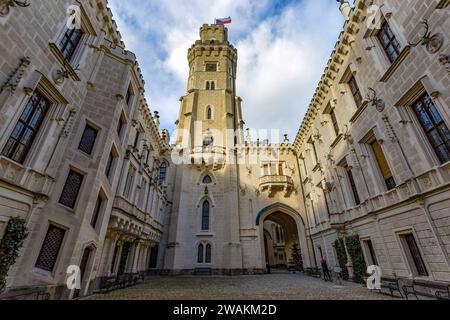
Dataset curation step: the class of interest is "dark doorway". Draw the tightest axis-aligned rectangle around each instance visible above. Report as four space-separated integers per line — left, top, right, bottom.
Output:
149 244 159 269
118 242 131 275
73 247 92 299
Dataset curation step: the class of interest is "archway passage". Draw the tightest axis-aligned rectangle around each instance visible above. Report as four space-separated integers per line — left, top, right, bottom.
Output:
263 211 303 272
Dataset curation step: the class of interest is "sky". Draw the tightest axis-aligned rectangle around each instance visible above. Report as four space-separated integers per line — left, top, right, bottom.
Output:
108 0 344 142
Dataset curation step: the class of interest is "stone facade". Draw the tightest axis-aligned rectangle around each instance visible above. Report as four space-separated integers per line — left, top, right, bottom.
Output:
0 0 449 300
0 0 170 299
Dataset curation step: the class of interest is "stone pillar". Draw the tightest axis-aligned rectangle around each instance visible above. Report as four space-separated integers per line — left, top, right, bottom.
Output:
342 236 354 280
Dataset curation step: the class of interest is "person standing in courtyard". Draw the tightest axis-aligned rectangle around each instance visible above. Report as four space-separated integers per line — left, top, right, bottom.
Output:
321 257 332 282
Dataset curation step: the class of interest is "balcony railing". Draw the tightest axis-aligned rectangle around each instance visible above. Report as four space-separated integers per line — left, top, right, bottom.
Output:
259 175 294 197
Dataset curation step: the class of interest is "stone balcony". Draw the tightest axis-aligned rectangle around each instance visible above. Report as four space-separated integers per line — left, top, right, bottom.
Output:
259 175 294 197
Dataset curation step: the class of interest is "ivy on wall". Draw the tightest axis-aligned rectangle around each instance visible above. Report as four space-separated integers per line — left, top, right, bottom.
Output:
334 239 349 280
0 217 29 291
345 235 367 284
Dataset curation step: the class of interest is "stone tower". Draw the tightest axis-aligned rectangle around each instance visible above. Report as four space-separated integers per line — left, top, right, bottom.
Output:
164 24 246 274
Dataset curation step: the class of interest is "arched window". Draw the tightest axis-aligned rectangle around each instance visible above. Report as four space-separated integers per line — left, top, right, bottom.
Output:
202 201 210 231
206 106 212 120
197 244 204 263
210 81 215 90
205 81 210 90
159 163 167 185
205 244 212 263
202 175 212 184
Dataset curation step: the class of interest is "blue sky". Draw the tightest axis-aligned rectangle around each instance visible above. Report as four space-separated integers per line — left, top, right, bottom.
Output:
108 0 344 141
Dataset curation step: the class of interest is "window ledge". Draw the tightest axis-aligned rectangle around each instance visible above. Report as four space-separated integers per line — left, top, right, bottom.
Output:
350 100 369 123
330 134 343 149
379 46 411 83
196 232 214 237
48 43 81 82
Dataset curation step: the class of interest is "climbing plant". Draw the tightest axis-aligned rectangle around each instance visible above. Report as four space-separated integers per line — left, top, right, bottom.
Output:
334 239 349 280
0 217 28 291
345 235 367 284
290 243 304 272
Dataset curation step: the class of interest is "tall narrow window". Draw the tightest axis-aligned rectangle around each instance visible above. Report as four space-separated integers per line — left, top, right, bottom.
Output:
370 140 396 190
90 196 103 228
308 137 318 165
202 175 212 184
205 82 210 90
117 115 125 138
400 233 428 277
105 151 116 180
133 130 140 149
310 199 318 226
35 225 66 272
205 244 212 263
412 94 450 164
278 162 284 176
59 28 84 61
207 107 212 120
78 124 98 155
159 163 167 185
202 201 210 231
197 244 204 263
345 165 361 206
59 170 84 209
210 81 215 90
322 188 331 218
377 20 402 63
330 109 340 136
125 84 133 106
348 75 363 108
2 90 51 164
123 166 136 199
364 239 378 266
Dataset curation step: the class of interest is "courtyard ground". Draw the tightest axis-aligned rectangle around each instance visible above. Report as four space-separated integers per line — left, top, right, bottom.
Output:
88 272 398 300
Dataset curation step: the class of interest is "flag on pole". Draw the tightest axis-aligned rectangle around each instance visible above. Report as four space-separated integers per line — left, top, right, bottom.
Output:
215 17 232 26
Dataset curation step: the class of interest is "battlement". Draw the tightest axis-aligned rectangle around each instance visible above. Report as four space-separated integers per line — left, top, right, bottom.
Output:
200 24 228 43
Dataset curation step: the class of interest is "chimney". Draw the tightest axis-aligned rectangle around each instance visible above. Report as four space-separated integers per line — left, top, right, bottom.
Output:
338 0 351 21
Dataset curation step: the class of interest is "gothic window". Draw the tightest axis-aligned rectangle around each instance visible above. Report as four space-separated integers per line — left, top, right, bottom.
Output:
159 162 167 185
201 201 210 231
210 81 215 90
197 244 204 263
35 225 66 272
205 244 212 263
59 28 84 61
2 90 51 164
412 94 450 164
348 75 363 108
117 114 126 138
400 233 428 277
377 20 402 63
206 106 212 120
59 170 84 209
202 175 212 184
205 81 210 90
78 124 98 155
370 140 396 190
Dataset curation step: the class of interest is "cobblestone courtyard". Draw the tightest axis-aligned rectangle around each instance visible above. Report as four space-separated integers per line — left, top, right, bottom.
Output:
89 272 398 300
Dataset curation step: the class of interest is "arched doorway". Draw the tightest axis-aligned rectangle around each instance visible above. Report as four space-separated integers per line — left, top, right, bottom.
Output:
256 203 311 271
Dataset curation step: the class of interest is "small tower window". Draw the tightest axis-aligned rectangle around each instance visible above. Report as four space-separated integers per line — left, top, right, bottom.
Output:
206 106 212 120
159 162 167 185
206 63 217 72
202 175 212 184
197 244 204 263
206 81 210 90
202 201 210 231
210 81 215 90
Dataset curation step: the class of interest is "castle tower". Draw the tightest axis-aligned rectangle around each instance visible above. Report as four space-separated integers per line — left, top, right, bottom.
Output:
164 25 245 273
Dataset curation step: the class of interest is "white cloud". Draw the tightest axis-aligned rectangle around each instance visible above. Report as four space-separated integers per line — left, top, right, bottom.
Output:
108 0 343 141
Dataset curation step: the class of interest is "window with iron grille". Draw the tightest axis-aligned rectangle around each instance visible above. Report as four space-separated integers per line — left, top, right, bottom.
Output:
90 196 103 228
59 170 84 208
59 28 84 61
377 21 402 63
2 90 51 164
202 201 210 231
117 115 125 138
412 94 450 164
348 75 363 108
78 124 98 155
35 225 66 272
